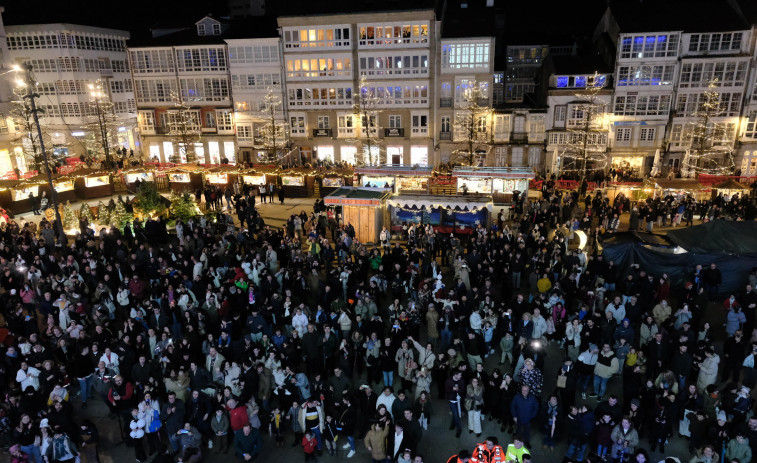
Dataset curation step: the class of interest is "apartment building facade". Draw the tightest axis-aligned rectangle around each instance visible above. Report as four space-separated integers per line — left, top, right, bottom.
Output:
4 22 136 164
739 32 757 175
225 37 284 163
130 16 236 164
278 10 438 166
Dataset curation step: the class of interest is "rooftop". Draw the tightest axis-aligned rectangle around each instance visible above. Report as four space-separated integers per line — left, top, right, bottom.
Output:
608 0 750 33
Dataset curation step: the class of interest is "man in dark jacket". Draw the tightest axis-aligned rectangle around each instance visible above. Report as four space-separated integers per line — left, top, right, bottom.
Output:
161 391 186 452
339 395 358 457
234 423 262 461
510 384 539 448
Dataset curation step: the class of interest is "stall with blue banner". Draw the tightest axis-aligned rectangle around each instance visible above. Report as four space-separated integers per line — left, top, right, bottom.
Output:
387 194 492 235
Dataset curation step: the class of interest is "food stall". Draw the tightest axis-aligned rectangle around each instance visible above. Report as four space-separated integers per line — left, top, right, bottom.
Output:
279 167 315 197
167 167 203 193
122 168 156 191
0 179 28 214
319 167 354 197
387 194 492 234
73 168 114 199
206 165 242 189
356 166 433 193
712 179 749 200
324 187 390 244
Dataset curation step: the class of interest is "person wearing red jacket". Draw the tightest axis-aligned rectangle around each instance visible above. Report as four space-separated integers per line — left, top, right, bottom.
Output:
302 431 318 462
471 436 506 463
107 375 135 414
227 398 250 432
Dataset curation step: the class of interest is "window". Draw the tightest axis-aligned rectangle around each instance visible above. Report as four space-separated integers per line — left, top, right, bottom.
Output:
688 32 743 53
358 53 429 77
617 65 675 86
511 147 524 166
180 78 229 102
217 111 233 132
338 113 354 136
411 112 428 136
290 114 306 136
746 112 757 139
554 106 566 126
615 127 631 142
356 83 429 107
212 24 221 35
236 125 253 141
567 105 586 128
197 24 206 36
441 42 491 69
675 91 742 117
139 111 155 132
286 57 352 78
283 26 351 49
317 116 330 129
134 79 177 103
205 112 216 128
639 127 656 142
528 147 541 167
529 115 545 141
389 115 402 129
493 115 509 140
231 73 281 90
357 22 428 47
175 47 227 72
613 95 671 116
130 50 175 73
410 146 428 166
440 116 451 133
228 45 279 64
287 85 353 107
620 34 679 59
679 61 748 88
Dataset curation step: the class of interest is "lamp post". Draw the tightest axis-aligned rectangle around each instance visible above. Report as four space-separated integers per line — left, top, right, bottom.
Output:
89 80 112 166
16 63 65 241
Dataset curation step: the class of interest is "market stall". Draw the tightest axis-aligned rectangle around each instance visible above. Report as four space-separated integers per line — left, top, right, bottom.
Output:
319 167 354 197
122 168 156 191
279 167 316 197
0 179 28 214
73 168 114 200
324 187 390 244
452 167 533 204
206 165 242 189
166 167 203 193
356 166 433 193
712 179 749 200
653 178 706 200
387 194 492 235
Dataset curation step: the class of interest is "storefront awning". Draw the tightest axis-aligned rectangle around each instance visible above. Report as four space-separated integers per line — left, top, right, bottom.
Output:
451 167 535 179
356 166 433 177
324 187 390 207
387 194 492 211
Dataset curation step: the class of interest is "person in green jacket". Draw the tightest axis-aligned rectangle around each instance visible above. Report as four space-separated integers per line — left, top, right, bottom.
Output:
726 433 752 463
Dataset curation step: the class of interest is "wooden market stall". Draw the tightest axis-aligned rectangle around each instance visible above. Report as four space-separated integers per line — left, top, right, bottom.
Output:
205 165 243 190
387 194 493 235
122 167 156 191
653 178 706 200
712 179 750 200
319 166 355 197
452 167 534 204
0 179 23 214
324 187 390 244
356 166 433 193
72 168 114 200
279 167 316 197
166 166 204 193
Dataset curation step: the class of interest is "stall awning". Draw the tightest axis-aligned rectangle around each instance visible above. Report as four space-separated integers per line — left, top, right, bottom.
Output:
356 166 433 177
324 187 390 207
388 194 492 211
451 167 535 179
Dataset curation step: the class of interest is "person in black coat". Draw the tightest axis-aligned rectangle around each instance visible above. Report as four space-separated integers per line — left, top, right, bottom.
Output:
338 395 358 456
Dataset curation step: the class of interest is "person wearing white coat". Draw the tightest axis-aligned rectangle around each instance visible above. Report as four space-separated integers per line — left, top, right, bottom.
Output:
531 309 548 340
565 319 583 360
138 393 162 454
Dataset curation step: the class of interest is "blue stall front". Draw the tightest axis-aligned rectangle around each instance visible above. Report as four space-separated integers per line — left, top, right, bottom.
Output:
387 194 492 235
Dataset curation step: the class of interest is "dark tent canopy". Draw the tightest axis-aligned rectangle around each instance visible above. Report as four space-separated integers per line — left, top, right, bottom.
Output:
602 221 757 297
667 221 757 254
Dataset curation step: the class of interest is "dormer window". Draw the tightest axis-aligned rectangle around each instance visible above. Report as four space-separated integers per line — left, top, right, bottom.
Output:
212 24 221 35
197 24 206 36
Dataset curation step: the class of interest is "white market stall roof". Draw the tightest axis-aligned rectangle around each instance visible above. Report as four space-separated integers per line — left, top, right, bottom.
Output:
356 166 434 177
388 193 493 211
452 167 535 179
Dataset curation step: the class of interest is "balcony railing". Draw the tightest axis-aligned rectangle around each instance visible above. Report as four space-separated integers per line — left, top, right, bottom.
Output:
511 132 527 143
313 128 333 137
155 126 170 134
477 98 489 107
439 132 452 140
384 128 404 137
440 98 453 108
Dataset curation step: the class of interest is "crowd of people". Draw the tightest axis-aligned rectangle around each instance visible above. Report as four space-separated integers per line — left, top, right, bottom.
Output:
0 181 756 463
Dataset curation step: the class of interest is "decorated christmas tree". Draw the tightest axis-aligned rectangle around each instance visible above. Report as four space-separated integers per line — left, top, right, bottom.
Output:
111 200 133 231
62 201 78 232
96 201 111 226
169 192 200 222
79 203 95 226
133 181 166 218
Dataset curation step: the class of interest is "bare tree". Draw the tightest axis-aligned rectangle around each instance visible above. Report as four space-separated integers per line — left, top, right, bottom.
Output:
681 78 736 177
85 80 119 165
349 76 384 166
257 88 288 163
558 73 608 186
450 80 492 167
168 91 201 163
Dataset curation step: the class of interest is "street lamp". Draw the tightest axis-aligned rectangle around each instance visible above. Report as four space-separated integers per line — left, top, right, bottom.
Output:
14 63 65 241
89 80 112 166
